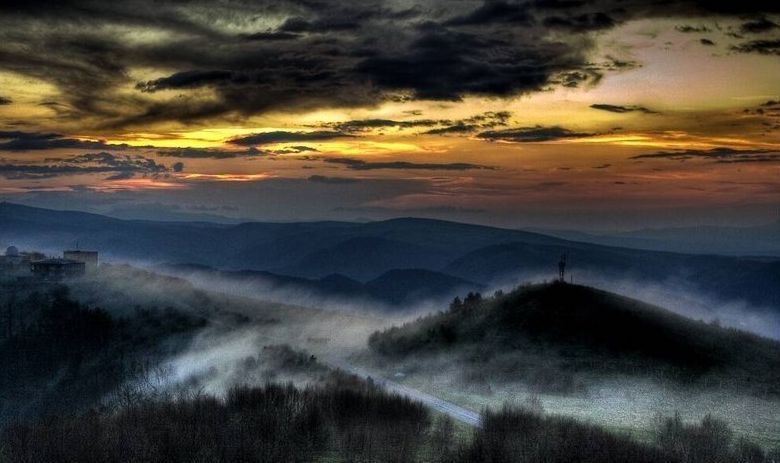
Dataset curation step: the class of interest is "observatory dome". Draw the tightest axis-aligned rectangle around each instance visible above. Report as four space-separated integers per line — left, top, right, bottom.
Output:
5 246 19 257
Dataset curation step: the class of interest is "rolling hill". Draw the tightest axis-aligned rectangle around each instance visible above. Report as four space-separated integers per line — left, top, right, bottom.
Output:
159 264 483 308
528 222 780 257
2 202 779 314
368 282 780 395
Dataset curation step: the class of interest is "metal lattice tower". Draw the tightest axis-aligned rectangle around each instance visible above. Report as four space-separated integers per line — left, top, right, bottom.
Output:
558 252 567 282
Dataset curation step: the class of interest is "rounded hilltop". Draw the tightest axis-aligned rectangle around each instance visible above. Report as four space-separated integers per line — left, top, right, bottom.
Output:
369 282 780 396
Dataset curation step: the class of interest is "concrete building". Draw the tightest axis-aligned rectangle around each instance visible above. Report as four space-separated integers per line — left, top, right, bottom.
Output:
30 258 86 280
0 246 43 275
1 246 21 267
63 250 99 272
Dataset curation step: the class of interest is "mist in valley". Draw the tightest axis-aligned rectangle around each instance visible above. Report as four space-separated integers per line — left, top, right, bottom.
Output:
88 262 780 449
2 240 779 460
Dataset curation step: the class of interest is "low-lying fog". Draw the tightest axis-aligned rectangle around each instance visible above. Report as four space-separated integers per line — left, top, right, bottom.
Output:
157 262 780 340
60 261 780 448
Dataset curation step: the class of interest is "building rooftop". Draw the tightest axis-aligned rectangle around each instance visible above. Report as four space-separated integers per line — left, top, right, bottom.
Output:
32 258 85 265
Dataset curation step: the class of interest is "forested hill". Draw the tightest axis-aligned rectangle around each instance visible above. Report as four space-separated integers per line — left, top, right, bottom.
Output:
369 283 780 394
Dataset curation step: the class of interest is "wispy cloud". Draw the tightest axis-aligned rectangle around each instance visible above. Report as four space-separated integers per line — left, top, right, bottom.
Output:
630 147 780 163
229 131 352 146
0 131 139 152
477 126 598 143
590 104 658 114
0 152 174 180
325 158 494 171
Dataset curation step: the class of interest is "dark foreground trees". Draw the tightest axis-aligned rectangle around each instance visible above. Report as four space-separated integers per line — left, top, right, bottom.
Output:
3 386 778 463
459 407 776 463
1 377 430 463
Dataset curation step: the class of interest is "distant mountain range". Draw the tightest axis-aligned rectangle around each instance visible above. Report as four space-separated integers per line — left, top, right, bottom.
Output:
160 264 483 308
526 222 780 257
1 201 779 313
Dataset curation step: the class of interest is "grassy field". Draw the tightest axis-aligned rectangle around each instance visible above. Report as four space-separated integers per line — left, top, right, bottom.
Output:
363 282 780 449
389 373 780 448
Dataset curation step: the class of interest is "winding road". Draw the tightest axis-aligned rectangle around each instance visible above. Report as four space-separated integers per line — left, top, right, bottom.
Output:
327 359 482 427
172 271 483 427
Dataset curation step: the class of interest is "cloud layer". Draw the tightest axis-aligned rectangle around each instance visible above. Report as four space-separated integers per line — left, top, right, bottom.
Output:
0 152 175 180
1 1 776 130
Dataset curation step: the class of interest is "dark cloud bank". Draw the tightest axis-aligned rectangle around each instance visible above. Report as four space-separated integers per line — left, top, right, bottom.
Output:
0 131 138 151
1 0 778 129
477 125 599 142
0 152 176 180
590 104 658 114
631 147 780 163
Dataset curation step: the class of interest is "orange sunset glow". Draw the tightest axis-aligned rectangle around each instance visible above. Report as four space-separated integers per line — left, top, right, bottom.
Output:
0 2 779 229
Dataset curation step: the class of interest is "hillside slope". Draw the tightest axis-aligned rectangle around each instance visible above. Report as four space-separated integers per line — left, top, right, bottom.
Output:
526 222 780 257
369 283 780 395
160 264 482 308
3 202 780 312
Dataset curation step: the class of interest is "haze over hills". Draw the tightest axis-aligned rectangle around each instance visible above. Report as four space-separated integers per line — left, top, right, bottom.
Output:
368 282 780 396
161 264 483 308
2 202 779 319
526 222 780 257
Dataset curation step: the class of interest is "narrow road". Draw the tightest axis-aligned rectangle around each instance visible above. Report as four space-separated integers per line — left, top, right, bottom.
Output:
171 272 482 427
327 359 482 427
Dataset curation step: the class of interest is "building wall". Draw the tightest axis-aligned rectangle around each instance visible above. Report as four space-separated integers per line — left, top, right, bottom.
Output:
30 262 86 279
63 251 99 271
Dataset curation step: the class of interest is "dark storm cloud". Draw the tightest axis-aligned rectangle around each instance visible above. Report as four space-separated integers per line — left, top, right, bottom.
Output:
739 17 779 34
320 119 442 132
477 125 598 142
543 12 615 31
136 70 237 93
242 31 301 41
630 147 780 163
0 96 11 105
325 158 494 171
229 131 352 146
590 104 658 114
277 16 363 33
732 39 780 55
675 25 711 33
320 111 511 134
1 0 779 128
741 98 780 134
0 131 136 151
423 123 479 135
445 1 534 26
425 111 513 135
156 147 262 159
354 21 585 101
0 151 172 179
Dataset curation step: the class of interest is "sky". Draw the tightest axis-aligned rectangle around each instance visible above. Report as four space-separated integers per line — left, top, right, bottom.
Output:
1 0 779 230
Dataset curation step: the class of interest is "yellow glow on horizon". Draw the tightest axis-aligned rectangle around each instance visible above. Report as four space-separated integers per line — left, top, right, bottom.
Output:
181 173 273 182
93 178 187 191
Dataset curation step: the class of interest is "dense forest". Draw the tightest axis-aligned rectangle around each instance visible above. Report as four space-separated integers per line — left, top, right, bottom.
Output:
0 281 207 419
